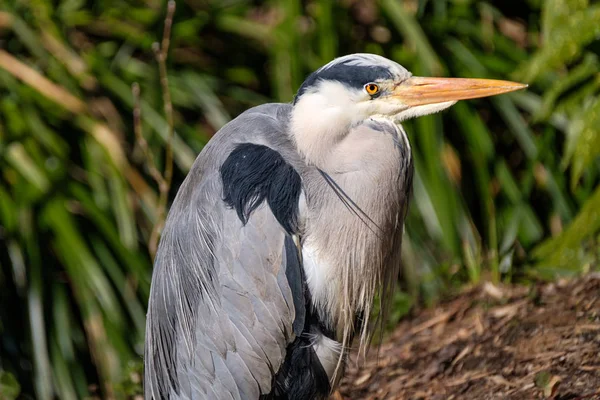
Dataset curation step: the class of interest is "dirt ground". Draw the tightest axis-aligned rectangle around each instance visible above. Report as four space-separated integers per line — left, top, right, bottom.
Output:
335 274 600 400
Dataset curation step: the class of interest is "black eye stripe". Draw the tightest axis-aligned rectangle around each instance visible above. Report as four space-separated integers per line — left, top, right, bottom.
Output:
294 61 401 103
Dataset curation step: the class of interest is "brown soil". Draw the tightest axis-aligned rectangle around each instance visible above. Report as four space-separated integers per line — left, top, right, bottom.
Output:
335 274 600 400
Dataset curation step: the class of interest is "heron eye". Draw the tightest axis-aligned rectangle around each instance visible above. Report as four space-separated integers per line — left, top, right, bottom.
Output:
365 83 380 96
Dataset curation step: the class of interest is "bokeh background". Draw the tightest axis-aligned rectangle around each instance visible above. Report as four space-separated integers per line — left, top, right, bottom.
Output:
1 0 599 398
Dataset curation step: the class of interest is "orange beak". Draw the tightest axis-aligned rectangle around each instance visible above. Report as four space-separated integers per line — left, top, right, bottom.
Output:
392 77 527 106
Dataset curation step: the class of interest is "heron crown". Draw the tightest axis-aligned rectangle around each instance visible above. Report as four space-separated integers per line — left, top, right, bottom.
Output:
294 53 410 103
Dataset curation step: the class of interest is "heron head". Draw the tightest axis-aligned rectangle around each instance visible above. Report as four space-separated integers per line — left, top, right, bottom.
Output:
293 53 526 125
290 53 526 165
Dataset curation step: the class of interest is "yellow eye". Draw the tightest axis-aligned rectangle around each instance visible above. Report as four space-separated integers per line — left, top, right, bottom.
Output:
365 83 380 96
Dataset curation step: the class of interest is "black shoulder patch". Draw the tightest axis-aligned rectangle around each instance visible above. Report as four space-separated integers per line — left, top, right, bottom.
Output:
220 143 302 234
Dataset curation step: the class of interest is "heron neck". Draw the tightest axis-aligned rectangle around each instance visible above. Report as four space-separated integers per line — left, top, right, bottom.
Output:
300 119 412 342
290 94 357 167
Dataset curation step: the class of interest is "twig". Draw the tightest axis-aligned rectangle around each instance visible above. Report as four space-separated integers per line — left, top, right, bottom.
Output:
154 0 176 190
133 0 177 258
132 83 165 188
409 307 458 335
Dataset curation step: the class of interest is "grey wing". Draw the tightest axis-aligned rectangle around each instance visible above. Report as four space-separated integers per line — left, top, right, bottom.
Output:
144 104 304 399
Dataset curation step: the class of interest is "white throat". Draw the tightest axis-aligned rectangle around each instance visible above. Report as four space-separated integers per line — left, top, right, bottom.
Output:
290 81 366 166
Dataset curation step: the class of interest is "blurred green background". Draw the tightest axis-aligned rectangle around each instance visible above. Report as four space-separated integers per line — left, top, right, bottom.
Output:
1 0 599 398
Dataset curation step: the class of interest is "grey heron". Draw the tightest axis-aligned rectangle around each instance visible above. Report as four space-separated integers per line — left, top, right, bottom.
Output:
144 53 526 399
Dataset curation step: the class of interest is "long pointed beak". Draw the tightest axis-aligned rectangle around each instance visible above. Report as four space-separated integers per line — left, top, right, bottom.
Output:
392 76 527 106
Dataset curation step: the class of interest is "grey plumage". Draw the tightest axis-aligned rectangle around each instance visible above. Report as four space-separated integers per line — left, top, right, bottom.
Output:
146 105 303 399
144 53 526 399
145 101 411 399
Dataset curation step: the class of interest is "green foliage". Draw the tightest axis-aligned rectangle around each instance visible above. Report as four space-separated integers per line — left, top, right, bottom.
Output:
564 96 600 187
532 184 600 275
0 0 598 398
0 371 21 400
513 0 600 275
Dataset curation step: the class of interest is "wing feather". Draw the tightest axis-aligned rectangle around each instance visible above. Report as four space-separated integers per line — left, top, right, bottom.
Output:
145 104 303 399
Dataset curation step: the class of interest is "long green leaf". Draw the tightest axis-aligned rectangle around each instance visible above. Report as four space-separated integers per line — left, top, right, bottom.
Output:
532 183 600 270
564 96 600 188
